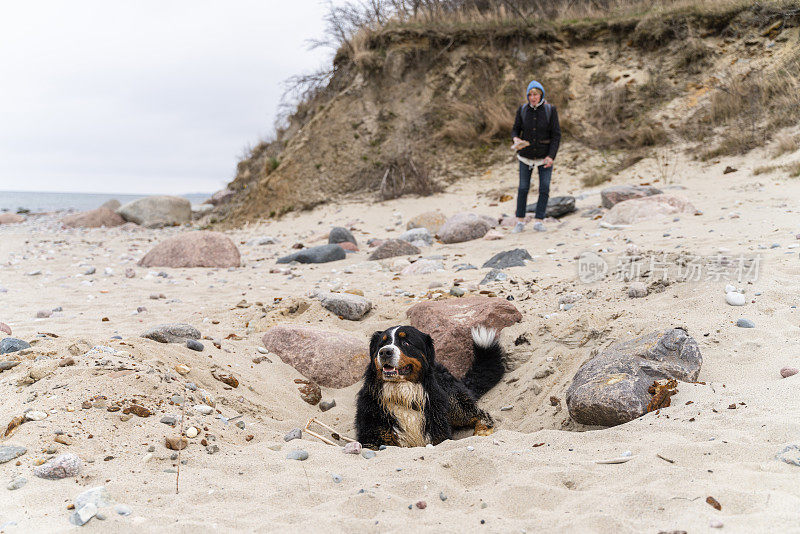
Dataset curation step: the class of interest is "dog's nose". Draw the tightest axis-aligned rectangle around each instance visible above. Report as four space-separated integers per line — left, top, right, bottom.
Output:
377 346 393 361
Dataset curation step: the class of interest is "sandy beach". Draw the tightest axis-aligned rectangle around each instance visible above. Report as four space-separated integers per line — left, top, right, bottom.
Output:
2 141 800 533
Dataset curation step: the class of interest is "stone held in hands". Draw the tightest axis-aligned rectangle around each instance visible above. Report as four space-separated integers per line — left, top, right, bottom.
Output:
566 328 702 427
139 231 241 268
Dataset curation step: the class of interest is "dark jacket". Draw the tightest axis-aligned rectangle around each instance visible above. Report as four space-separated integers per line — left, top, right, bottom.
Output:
511 101 561 160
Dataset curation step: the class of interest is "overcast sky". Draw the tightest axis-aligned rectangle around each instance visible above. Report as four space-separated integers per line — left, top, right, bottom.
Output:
0 1 334 194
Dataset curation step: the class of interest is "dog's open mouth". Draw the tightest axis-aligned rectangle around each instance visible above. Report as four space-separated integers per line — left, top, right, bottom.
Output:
383 364 413 379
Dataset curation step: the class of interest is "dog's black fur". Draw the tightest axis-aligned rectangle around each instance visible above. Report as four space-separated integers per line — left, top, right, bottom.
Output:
355 325 505 449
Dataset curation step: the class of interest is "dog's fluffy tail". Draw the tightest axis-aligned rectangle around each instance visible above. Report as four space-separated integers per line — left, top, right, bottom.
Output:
462 326 505 399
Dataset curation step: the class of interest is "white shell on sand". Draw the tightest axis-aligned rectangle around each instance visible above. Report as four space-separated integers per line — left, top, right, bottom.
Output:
725 292 746 306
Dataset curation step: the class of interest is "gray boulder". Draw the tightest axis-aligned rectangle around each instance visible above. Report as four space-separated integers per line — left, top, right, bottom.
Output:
0 337 30 355
99 199 121 210
116 196 191 228
315 291 372 320
600 185 662 209
141 324 201 343
566 328 702 427
526 195 576 218
368 239 420 261
328 227 357 246
277 244 346 264
482 249 532 269
439 213 491 244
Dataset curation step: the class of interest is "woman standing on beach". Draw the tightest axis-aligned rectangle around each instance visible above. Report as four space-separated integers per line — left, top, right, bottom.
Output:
511 80 561 233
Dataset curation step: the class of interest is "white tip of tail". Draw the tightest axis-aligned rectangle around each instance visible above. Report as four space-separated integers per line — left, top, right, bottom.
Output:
471 326 497 348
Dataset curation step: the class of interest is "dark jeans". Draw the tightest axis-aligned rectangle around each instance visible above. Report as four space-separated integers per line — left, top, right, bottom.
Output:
515 160 552 219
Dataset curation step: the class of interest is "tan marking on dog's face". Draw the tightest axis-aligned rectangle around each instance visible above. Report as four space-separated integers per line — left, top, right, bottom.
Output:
395 353 422 382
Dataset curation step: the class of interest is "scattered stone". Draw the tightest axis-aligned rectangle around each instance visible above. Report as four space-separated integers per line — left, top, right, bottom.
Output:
776 445 800 466
439 213 491 244
206 445 219 454
449 287 466 297
526 195 576 218
139 231 241 268
319 399 336 412
0 445 27 464
315 291 372 320
332 474 343 483
0 213 24 224
480 269 508 285
70 502 98 526
262 326 368 388
0 322 10 336
286 449 309 461
74 486 111 511
174 364 191 376
600 185 663 208
627 282 648 298
124 268 136 278
211 370 239 388
116 195 191 227
62 207 125 228
343 441 362 454
0 361 20 371
0 338 30 355
361 449 376 459
566 328 702 426
123 405 151 418
725 292 746 306
165 436 188 451
25 411 48 421
33 453 82 479
7 477 27 491
406 297 522 378
407 211 447 234
195 404 215 415
401 259 443 276
602 195 698 225
284 428 302 442
141 323 201 343
256 236 280 245
723 166 737 174
439 492 447 501
296 379 322 405
780 367 798 378
186 427 199 439
160 415 178 426
114 504 132 516
398 227 433 246
328 227 357 246
736 318 755 328
482 249 532 269
277 244 346 264
368 239 421 261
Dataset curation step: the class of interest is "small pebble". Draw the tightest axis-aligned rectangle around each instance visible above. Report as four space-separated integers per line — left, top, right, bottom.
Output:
416 500 427 509
186 427 199 439
319 399 336 412
780 367 798 378
284 428 302 442
361 449 376 459
286 449 309 461
736 318 755 328
343 441 362 454
467 446 475 452
186 340 204 352
439 492 447 501
332 474 343 483
115 504 132 516
7 477 27 491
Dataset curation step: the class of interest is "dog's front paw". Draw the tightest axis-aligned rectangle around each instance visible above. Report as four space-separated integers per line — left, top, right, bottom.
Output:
473 423 494 437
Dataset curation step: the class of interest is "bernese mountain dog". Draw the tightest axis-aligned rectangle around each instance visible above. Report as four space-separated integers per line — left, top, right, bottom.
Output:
355 325 505 449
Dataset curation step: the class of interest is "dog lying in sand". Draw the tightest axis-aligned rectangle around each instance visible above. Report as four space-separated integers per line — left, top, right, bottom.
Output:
355 325 505 449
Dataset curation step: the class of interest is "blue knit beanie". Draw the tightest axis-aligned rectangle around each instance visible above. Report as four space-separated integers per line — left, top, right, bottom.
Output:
526 80 545 99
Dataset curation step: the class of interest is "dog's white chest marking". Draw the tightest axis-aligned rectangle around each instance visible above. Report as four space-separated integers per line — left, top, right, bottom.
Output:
381 382 429 447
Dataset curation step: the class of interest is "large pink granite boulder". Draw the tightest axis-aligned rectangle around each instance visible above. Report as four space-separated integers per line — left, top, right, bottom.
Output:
138 231 240 268
62 207 125 228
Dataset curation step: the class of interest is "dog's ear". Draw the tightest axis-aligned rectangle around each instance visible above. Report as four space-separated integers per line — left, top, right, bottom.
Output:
422 333 436 363
369 330 384 357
